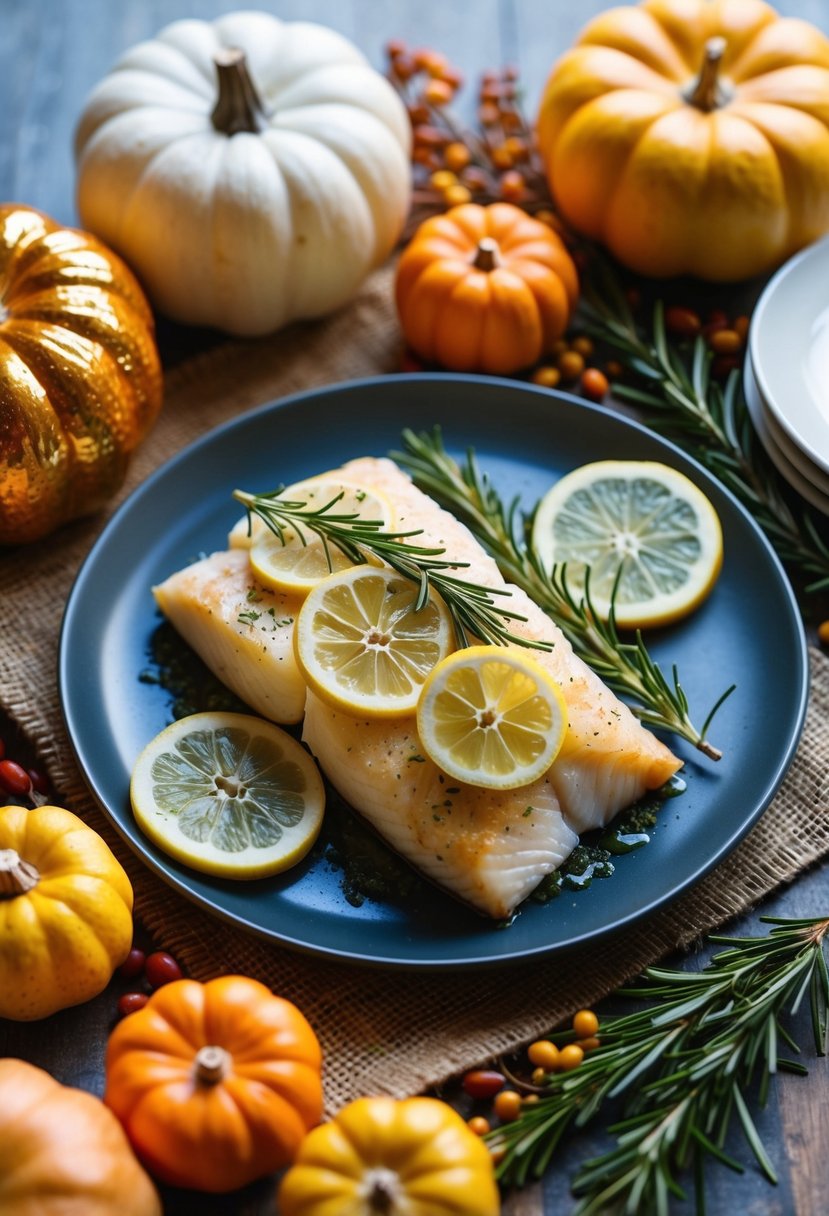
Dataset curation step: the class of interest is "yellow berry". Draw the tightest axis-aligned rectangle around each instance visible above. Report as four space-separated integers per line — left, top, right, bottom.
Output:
430 170 457 191
527 1039 560 1070
532 366 561 389
493 1089 523 1122
444 184 472 206
573 1009 600 1039
445 142 472 172
531 1066 548 1085
467 1115 491 1136
558 350 585 380
557 1044 585 1071
571 335 594 358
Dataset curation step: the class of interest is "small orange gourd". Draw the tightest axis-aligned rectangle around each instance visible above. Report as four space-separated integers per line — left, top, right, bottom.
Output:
0 1059 161 1216
536 0 829 280
104 975 323 1193
395 202 578 375
0 804 133 1020
278 1095 501 1216
0 204 162 544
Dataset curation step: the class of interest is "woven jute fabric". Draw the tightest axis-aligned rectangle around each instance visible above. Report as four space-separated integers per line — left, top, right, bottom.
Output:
2 263 828 1114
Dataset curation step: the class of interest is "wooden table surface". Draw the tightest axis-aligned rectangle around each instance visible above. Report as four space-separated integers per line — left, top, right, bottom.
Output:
3 1 829 1212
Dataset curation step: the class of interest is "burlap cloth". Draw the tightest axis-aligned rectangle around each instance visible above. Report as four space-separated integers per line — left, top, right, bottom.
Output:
3 263 828 1114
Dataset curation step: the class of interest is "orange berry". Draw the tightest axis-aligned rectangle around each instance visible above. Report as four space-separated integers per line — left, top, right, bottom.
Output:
407 102 430 126
558 350 585 380
523 1094 540 1105
665 305 702 338
572 1009 600 1039
500 108 523 131
503 136 529 162
424 78 454 107
532 366 561 389
528 1040 560 1070
580 1036 601 1052
479 102 500 125
733 314 750 340
445 141 472 172
606 360 624 378
531 1066 548 1085
493 1090 523 1122
491 144 514 170
571 335 594 358
412 147 441 169
467 1115 491 1136
444 184 472 206
708 328 743 355
412 47 439 70
430 169 456 190
818 620 829 645
413 124 449 149
499 170 525 201
439 66 464 89
391 53 416 82
557 1044 585 1071
581 368 609 402
385 39 408 61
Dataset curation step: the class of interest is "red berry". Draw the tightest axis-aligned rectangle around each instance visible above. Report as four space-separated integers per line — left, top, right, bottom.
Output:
144 951 183 989
0 737 5 761
118 947 147 980
117 992 149 1017
462 1069 506 1099
0 759 31 796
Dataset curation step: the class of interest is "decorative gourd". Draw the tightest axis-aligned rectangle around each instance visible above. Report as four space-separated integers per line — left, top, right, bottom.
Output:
0 804 134 1020
0 205 162 545
74 12 411 336
395 202 578 375
0 1059 161 1216
104 974 323 1192
536 0 829 281
278 1095 501 1216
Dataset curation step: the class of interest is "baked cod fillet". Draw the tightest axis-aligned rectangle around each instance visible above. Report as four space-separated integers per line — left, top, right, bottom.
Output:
301 457 682 918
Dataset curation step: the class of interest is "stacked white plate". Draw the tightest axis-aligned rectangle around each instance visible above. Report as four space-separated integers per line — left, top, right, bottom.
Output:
746 235 829 516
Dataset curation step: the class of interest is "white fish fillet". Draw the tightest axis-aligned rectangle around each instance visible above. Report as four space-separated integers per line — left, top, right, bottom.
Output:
153 549 306 724
301 457 681 918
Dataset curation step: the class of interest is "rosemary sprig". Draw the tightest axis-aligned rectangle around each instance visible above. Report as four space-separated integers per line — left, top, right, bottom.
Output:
393 429 731 759
580 256 829 593
490 915 829 1213
231 486 550 651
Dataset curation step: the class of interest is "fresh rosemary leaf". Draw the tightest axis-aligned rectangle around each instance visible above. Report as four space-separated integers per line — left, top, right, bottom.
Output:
489 916 829 1213
580 253 829 593
232 486 551 653
393 428 731 758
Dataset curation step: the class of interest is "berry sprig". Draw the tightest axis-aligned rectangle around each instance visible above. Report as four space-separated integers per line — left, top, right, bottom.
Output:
0 732 51 807
384 41 552 222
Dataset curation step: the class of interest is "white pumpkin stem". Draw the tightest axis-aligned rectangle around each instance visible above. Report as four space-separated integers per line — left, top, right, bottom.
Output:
194 1044 231 1086
685 36 732 112
211 48 268 136
473 237 501 272
0 848 40 897
362 1167 402 1214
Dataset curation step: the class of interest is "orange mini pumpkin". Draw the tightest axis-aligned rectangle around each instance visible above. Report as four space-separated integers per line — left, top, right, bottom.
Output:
0 204 162 544
104 975 323 1193
537 0 829 281
395 202 578 375
0 1059 161 1216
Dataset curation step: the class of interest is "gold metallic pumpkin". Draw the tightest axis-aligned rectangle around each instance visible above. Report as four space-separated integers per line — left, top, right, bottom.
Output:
0 205 162 544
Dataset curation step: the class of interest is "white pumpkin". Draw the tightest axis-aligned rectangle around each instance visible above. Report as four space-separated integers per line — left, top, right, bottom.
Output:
74 11 411 335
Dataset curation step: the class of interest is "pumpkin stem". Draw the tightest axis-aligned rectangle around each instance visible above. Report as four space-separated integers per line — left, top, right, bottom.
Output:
363 1167 401 1214
211 48 268 136
473 237 501 272
0 849 39 898
684 37 732 112
194 1045 231 1086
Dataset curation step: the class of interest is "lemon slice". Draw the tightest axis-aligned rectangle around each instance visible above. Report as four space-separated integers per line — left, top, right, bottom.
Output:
130 711 325 879
416 645 568 790
230 477 393 596
294 566 455 718
531 460 723 629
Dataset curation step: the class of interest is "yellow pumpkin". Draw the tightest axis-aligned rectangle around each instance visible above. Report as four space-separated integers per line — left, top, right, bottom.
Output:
395 202 578 375
537 0 829 280
0 1059 161 1216
0 204 162 545
278 1095 501 1216
0 804 133 1020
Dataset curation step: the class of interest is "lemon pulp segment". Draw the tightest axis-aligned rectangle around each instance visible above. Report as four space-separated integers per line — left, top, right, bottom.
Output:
130 712 325 879
416 645 568 790
531 460 723 628
294 566 455 717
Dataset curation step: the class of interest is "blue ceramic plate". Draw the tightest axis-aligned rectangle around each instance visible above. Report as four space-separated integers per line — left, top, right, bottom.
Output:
59 375 808 969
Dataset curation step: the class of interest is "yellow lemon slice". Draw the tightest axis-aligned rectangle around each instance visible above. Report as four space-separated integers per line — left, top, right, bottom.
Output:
230 476 394 596
531 460 723 629
416 645 568 790
130 711 325 879
294 566 455 718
